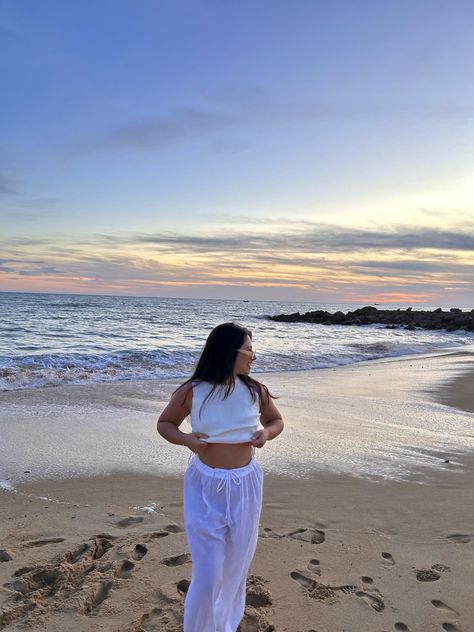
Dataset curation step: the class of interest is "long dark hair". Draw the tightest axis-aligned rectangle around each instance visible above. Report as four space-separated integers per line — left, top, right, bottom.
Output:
175 321 276 415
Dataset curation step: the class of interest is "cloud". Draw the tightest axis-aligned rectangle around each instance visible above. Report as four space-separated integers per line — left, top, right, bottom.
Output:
85 95 474 154
356 259 474 274
5 219 474 258
196 214 318 226
18 266 63 276
419 207 474 222
0 172 18 195
1 218 472 300
6 237 52 246
122 223 474 254
91 107 242 152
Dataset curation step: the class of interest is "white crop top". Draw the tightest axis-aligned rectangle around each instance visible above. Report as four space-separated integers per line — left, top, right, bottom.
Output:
190 378 261 443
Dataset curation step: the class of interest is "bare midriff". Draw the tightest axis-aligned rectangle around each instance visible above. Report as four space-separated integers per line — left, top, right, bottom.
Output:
197 442 253 469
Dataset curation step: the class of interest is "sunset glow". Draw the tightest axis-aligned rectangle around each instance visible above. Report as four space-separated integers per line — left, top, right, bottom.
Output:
1 1 473 305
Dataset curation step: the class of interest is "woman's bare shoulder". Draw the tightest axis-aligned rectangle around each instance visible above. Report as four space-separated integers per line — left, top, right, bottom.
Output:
174 380 194 393
172 380 195 405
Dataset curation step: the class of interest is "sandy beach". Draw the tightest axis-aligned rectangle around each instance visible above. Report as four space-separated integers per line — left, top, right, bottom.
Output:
1 349 474 632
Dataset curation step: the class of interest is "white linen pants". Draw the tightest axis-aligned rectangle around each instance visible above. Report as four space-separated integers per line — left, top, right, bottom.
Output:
183 453 264 632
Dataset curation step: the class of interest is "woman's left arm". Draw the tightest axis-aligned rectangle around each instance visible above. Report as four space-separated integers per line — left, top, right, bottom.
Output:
250 385 284 448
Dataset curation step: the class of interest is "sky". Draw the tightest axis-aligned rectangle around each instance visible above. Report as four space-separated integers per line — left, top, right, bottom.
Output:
1 0 473 306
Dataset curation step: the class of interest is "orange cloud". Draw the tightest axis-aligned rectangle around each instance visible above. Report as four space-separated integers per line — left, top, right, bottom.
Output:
346 292 434 303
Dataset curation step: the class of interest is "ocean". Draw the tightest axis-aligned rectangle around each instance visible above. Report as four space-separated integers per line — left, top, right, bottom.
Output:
1 291 473 391
2 291 474 485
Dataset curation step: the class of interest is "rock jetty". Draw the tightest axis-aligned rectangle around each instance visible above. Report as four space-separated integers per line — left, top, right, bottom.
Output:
269 306 474 332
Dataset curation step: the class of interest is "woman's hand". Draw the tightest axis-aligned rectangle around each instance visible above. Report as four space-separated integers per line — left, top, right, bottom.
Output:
183 432 210 454
250 428 269 449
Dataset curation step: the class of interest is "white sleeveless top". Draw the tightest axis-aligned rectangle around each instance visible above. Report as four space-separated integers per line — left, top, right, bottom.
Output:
190 378 261 443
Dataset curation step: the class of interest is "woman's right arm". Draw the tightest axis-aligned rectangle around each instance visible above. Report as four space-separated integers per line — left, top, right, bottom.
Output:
157 384 209 453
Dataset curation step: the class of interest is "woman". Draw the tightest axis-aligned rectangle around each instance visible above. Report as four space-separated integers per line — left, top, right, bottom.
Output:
157 322 284 632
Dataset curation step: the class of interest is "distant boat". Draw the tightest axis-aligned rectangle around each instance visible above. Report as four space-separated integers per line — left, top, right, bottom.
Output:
243 300 249 302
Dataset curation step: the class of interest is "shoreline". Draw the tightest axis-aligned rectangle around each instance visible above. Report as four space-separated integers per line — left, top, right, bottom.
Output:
1 345 474 487
2 334 473 393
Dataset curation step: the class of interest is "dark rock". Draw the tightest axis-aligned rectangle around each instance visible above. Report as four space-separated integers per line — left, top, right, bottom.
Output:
332 311 346 324
268 307 474 332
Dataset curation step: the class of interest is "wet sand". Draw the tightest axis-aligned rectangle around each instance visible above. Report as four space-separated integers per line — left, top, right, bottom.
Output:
435 366 474 414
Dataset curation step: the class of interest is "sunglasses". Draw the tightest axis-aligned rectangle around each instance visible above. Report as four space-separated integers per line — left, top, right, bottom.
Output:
237 347 257 358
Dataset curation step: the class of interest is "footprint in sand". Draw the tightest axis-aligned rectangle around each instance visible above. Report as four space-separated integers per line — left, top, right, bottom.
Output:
177 578 190 595
131 544 148 560
446 533 472 544
290 570 357 601
237 610 276 632
259 527 283 539
307 559 321 576
355 590 385 613
2 535 130 628
63 534 116 567
142 525 181 541
79 580 113 615
394 623 410 631
65 542 90 564
146 530 169 540
163 523 182 533
431 600 459 618
381 552 395 566
245 575 272 608
415 564 450 582
442 625 462 632
156 579 188 605
115 516 145 528
134 608 178 632
133 607 164 631
23 537 66 547
130 595 183 632
162 553 191 567
0 601 36 630
416 568 440 582
432 563 450 573
0 549 13 562
287 528 325 545
7 564 67 597
12 564 36 577
361 576 374 585
115 559 135 579
92 535 114 560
